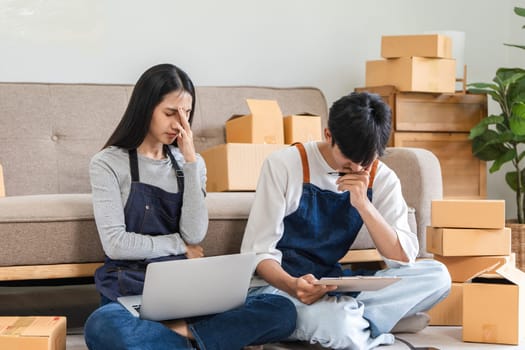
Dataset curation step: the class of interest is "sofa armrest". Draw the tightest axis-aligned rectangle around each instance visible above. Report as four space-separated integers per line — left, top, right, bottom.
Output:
380 147 443 257
0 163 5 197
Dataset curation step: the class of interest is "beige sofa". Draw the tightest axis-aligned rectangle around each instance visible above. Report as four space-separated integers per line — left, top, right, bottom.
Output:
0 83 442 332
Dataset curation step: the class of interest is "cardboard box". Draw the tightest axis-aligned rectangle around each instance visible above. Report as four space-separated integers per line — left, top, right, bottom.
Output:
463 263 525 345
283 114 322 144
365 57 456 93
201 143 287 192
225 99 284 144
381 34 452 58
0 316 66 350
434 255 513 282
431 199 505 229
426 227 511 256
428 282 463 326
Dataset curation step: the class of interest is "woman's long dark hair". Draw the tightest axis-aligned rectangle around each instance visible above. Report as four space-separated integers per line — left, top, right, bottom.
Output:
103 63 196 149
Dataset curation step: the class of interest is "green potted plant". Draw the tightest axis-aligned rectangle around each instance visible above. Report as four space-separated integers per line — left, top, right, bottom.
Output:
468 6 525 223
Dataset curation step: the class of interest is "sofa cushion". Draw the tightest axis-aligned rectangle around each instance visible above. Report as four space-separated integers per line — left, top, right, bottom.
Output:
0 192 416 267
0 194 104 266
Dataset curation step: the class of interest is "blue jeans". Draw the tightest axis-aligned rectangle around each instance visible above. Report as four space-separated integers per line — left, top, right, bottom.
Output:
84 294 296 350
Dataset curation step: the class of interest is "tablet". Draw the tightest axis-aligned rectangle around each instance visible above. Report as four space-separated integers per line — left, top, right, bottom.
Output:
313 276 401 292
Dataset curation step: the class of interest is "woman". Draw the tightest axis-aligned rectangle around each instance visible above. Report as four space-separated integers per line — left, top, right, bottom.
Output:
84 63 296 350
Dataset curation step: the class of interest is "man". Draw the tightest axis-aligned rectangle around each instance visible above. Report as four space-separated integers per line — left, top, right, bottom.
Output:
241 92 451 349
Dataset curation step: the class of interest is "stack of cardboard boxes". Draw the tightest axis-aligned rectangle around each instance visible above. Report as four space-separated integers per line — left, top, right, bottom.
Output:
426 199 525 345
201 99 322 192
366 34 456 93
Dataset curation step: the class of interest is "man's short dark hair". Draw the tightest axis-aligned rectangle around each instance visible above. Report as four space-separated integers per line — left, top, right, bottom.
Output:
328 92 392 167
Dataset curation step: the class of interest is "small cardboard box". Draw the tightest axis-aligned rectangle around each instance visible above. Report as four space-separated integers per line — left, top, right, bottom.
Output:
283 113 322 144
381 34 452 58
434 255 513 283
426 227 511 256
431 199 505 229
463 263 525 345
365 57 456 93
0 316 66 350
428 282 463 326
201 143 287 192
225 99 284 144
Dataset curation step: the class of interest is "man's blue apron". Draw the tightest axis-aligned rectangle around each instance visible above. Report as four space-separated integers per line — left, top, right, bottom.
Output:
277 143 378 279
94 145 186 301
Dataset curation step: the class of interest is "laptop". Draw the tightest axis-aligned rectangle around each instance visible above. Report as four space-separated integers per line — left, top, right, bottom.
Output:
118 252 256 321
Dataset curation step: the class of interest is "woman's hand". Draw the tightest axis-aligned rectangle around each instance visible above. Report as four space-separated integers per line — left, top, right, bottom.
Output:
185 244 204 259
176 107 197 163
293 274 337 305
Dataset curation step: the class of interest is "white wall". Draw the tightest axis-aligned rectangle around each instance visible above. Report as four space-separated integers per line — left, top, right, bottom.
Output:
1 0 523 218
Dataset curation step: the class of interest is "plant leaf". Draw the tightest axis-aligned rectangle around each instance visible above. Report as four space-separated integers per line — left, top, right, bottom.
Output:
504 44 525 50
469 115 505 139
510 103 525 135
506 171 520 192
471 130 512 161
514 6 525 17
505 168 525 192
490 148 516 173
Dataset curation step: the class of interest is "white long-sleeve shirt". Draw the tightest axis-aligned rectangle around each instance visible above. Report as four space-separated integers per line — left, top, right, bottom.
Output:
241 142 418 268
90 145 208 260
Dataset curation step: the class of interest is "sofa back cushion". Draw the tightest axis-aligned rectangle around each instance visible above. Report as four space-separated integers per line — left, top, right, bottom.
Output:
0 83 327 196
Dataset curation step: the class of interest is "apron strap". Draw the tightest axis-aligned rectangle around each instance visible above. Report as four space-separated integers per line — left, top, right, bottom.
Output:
292 143 310 184
293 143 379 189
368 159 379 189
164 145 185 193
128 149 140 182
127 147 185 192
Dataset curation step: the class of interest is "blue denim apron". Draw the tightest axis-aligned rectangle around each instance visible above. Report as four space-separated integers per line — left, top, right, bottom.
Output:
277 143 378 279
94 146 186 301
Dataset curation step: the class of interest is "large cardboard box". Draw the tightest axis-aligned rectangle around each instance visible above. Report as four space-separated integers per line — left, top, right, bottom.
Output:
463 263 525 345
434 255 513 282
0 316 66 350
431 199 505 229
428 282 463 326
365 57 456 93
283 113 322 144
426 227 511 256
381 34 452 58
201 143 287 192
225 99 284 144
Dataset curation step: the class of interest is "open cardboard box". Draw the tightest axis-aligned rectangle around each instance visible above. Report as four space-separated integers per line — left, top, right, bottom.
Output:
433 255 514 283
225 99 284 144
457 259 525 345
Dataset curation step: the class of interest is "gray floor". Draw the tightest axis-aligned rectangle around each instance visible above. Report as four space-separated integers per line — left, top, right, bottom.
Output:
1 282 522 349
67 327 523 349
